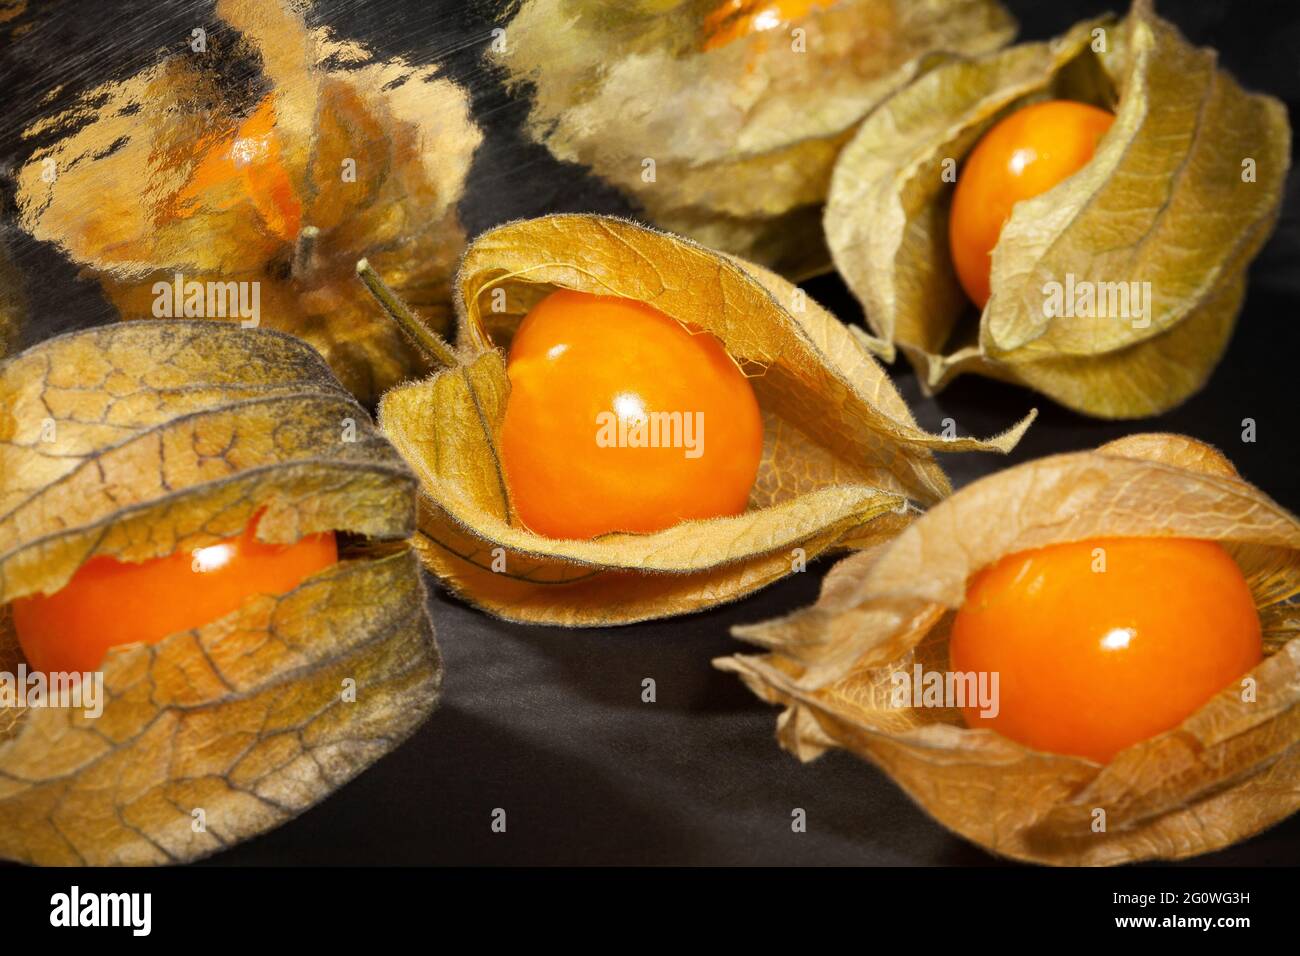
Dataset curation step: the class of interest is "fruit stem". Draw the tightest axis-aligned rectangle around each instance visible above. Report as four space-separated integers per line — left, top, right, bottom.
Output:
355 258 459 369
293 225 319 278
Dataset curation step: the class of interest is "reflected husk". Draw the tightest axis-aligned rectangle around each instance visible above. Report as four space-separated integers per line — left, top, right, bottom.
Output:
718 433 1300 865
14 0 481 404
825 0 1291 417
497 0 1015 278
0 321 441 865
376 213 1032 626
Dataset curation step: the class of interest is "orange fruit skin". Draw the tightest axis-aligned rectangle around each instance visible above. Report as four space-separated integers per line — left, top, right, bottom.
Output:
498 290 764 540
948 99 1115 308
703 0 833 50
949 537 1262 765
12 516 337 674
179 95 302 242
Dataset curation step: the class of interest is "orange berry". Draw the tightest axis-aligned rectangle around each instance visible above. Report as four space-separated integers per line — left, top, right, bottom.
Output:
12 514 336 673
948 99 1115 308
702 0 834 51
179 95 302 242
498 289 764 540
949 537 1262 764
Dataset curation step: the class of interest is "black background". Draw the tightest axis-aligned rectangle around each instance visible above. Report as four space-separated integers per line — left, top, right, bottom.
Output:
2 0 1299 866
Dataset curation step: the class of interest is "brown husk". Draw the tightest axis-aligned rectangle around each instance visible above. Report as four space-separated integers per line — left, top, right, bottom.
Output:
825 0 1291 417
0 321 440 865
376 213 1033 625
14 0 481 403
497 0 1016 278
718 433 1300 865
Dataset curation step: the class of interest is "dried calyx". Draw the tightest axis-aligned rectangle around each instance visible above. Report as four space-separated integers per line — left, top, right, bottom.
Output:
359 213 1033 626
0 321 441 865
719 433 1300 865
825 0 1290 417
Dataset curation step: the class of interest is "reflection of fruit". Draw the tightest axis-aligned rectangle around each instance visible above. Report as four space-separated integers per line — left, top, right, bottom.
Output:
12 513 337 673
949 537 1263 765
178 95 302 242
498 289 764 540
702 0 834 51
948 99 1114 308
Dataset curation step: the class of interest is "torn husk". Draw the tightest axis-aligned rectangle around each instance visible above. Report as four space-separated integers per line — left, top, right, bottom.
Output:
718 433 1300 865
370 213 1033 626
13 0 481 404
825 0 1290 417
497 0 1016 278
0 321 441 865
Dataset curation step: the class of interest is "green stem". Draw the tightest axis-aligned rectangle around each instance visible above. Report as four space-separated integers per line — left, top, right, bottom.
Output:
355 258 459 369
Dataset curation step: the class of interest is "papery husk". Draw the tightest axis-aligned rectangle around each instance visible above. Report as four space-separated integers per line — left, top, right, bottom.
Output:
377 213 1033 626
0 321 441 865
497 0 1015 278
825 0 1291 417
718 433 1300 865
13 0 481 404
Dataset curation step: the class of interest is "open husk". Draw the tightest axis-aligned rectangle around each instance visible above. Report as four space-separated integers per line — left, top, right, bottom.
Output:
374 213 1032 626
825 0 1290 417
13 0 481 403
496 0 1015 278
718 433 1300 865
0 321 441 865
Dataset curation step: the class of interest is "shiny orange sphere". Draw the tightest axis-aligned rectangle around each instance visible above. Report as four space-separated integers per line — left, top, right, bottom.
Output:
949 537 1262 764
12 515 337 673
702 0 834 50
948 99 1114 308
498 289 764 540
180 95 302 242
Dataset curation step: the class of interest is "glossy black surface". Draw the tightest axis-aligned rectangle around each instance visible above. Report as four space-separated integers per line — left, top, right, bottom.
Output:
2 0 1297 865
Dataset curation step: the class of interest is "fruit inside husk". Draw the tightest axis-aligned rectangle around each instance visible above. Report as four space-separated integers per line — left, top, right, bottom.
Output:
497 289 765 539
949 536 1263 764
719 433 1300 865
364 214 1033 626
0 321 441 866
824 0 1291 418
